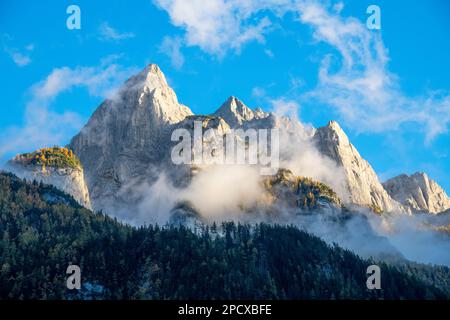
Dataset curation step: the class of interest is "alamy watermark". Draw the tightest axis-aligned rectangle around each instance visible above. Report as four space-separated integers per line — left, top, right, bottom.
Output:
366 5 381 30
366 265 381 290
66 264 81 290
66 5 81 30
171 121 280 175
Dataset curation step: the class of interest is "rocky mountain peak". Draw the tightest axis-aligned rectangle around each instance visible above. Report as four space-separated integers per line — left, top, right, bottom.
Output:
69 63 193 211
214 96 257 127
63 64 441 217
124 63 168 92
383 172 450 214
317 120 351 146
314 121 399 213
253 107 269 119
112 63 192 125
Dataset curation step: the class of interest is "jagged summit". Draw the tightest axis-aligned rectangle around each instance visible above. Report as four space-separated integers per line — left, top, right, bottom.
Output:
69 63 193 211
253 106 269 119
214 96 268 127
124 63 169 92
314 120 399 213
383 172 450 214
110 63 193 124
317 120 351 146
326 120 342 131
62 64 446 216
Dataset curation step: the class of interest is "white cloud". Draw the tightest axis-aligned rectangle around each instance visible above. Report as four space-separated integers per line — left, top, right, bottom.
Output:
9 51 31 66
270 97 301 119
155 0 450 142
181 165 264 221
99 22 135 41
0 58 138 159
154 0 281 57
0 107 84 160
33 62 136 100
289 76 305 89
252 86 266 98
4 44 34 67
159 36 185 69
294 1 450 142
332 1 344 13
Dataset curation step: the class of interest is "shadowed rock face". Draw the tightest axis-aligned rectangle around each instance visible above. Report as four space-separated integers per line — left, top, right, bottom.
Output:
383 172 450 214
313 121 400 213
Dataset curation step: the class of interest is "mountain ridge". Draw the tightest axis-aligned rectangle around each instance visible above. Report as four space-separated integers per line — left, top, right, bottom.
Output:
384 172 450 214
313 121 401 213
5 63 449 219
214 96 270 128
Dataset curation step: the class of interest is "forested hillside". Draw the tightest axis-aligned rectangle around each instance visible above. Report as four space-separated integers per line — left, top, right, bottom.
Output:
0 172 448 300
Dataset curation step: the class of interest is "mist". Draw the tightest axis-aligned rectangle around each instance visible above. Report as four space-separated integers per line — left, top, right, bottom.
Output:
114 158 450 267
110 106 450 268
367 213 450 266
181 165 263 221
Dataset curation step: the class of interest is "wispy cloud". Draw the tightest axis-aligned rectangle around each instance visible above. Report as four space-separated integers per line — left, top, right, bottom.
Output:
332 1 344 14
294 1 450 142
252 86 266 98
159 36 185 69
4 43 34 67
264 49 274 58
154 0 450 142
154 0 275 57
33 61 136 100
0 57 138 160
99 22 135 41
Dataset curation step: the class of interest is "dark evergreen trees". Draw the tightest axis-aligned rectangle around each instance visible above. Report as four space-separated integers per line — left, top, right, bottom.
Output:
0 172 448 300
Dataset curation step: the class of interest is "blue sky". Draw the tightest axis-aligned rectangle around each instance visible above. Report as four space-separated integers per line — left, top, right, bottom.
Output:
1 0 449 190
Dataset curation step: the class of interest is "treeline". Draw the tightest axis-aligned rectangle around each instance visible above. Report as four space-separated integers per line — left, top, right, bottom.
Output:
0 172 448 300
10 146 81 169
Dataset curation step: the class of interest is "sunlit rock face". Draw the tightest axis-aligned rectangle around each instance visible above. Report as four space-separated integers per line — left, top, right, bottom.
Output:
65 64 447 219
313 121 401 213
69 64 193 212
384 172 450 214
6 148 91 209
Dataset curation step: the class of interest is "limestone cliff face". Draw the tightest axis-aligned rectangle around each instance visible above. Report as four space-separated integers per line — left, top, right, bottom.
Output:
69 64 193 211
313 121 399 213
383 172 450 214
65 64 448 218
6 162 91 209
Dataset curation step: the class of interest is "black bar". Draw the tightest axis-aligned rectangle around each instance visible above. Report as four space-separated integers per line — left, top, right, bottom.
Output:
0 300 448 318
